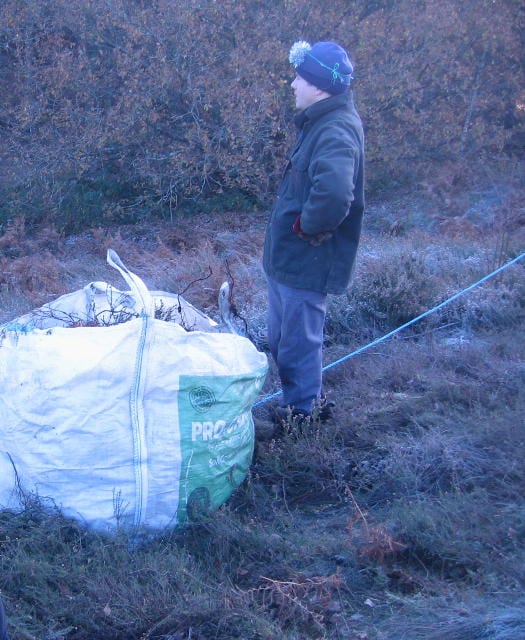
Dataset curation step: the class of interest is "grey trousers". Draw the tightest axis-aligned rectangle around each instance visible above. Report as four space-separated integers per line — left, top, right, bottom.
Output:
266 276 327 412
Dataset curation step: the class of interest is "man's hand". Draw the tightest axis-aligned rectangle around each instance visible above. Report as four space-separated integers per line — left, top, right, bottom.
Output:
297 230 333 246
292 216 333 246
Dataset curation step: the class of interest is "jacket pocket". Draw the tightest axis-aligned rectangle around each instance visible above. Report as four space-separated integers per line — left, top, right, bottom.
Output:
290 154 310 202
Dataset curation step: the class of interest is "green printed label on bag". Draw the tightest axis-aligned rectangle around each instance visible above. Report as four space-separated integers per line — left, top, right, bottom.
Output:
177 369 267 523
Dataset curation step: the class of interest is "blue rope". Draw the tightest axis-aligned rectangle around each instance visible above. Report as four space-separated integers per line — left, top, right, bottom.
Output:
254 251 525 408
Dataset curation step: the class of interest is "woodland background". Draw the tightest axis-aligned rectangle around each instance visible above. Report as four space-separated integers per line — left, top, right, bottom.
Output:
0 0 523 232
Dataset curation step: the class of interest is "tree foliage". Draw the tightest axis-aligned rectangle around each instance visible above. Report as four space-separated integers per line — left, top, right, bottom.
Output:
0 0 523 230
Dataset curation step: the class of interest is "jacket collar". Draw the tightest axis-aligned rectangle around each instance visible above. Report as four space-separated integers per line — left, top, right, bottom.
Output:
294 91 352 130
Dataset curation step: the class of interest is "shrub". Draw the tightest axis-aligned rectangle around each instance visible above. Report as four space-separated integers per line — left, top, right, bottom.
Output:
0 0 523 230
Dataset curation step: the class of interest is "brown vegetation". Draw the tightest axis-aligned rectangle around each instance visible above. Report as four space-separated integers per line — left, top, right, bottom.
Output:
0 0 523 231
1 184 523 638
0 2 524 639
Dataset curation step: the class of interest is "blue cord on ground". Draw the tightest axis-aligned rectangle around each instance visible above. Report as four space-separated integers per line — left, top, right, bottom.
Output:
254 251 525 408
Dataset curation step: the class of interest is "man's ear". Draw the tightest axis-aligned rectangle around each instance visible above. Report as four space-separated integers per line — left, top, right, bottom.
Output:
314 87 331 100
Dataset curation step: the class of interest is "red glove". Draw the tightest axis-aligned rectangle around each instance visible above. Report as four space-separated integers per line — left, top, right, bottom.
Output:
292 216 302 234
292 215 333 246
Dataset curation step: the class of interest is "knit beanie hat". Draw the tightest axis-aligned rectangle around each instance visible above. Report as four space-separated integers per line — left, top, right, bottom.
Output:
289 41 353 95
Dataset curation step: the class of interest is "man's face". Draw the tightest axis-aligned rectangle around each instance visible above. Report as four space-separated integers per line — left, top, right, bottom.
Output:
291 74 322 111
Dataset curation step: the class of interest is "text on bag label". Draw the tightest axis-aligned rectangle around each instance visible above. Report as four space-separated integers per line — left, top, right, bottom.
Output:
191 420 228 442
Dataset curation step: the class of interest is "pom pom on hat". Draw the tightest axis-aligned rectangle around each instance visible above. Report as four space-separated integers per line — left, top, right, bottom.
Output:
289 40 353 95
289 41 312 67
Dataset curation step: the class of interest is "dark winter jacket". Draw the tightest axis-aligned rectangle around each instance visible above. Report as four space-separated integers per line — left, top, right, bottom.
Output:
263 91 364 295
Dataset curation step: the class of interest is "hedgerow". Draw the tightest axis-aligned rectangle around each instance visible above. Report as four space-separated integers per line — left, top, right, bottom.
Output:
0 0 523 231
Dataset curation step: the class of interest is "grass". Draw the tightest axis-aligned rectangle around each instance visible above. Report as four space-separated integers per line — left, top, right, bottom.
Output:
0 181 524 639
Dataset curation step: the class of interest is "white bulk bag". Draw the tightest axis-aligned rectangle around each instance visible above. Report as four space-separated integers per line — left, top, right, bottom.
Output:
0 250 267 532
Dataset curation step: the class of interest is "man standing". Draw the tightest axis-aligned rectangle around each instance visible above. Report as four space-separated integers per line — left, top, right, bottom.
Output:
263 40 365 426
